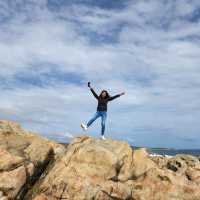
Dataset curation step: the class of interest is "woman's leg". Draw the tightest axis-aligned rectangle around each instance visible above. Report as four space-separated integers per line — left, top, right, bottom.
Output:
87 112 101 128
101 112 107 136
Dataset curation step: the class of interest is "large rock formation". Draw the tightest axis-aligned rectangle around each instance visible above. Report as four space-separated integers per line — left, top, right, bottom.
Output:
0 120 200 200
32 136 200 200
0 120 66 200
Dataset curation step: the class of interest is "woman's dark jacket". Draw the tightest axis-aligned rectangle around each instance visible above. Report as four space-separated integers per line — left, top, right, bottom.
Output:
90 88 120 111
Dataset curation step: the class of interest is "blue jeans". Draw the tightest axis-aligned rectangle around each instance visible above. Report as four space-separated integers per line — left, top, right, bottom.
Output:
87 111 107 135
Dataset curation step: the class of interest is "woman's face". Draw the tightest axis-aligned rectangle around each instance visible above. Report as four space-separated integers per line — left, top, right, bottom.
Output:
101 91 107 98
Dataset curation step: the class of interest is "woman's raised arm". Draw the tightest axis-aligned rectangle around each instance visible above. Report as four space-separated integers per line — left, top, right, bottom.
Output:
108 92 125 101
88 82 98 100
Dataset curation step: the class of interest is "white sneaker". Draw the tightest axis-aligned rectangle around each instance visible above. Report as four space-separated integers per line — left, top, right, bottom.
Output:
101 135 106 140
81 123 87 131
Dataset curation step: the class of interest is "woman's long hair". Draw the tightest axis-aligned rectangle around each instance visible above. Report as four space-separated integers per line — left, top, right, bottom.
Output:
99 90 110 99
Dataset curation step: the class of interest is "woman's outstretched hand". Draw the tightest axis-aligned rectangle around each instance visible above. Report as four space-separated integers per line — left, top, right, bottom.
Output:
120 92 125 96
88 82 91 88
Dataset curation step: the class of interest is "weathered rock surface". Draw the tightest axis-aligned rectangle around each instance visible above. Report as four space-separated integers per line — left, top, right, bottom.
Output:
1 120 200 200
0 120 66 200
32 136 200 200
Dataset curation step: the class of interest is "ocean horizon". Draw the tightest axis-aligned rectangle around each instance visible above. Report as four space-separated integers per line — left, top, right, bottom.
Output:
146 148 200 157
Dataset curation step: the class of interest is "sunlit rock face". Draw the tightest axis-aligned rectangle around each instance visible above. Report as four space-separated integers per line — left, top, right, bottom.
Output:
1 120 200 200
0 120 65 200
33 136 200 200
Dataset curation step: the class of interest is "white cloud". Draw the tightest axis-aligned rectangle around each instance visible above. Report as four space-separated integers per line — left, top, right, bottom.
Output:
0 0 200 148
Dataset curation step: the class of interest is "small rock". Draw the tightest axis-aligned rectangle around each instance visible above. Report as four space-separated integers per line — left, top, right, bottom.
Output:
0 196 8 200
33 194 50 200
0 191 3 197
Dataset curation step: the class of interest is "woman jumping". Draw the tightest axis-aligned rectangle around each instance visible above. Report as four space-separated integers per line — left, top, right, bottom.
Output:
81 82 125 140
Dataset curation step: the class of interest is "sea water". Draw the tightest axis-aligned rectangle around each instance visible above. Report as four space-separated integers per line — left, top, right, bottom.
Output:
148 148 200 158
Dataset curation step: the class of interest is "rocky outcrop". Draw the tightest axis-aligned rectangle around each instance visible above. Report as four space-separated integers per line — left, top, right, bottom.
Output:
32 136 200 200
1 120 200 200
0 120 66 200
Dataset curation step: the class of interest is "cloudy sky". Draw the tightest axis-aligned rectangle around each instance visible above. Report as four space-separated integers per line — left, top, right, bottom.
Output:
0 0 200 149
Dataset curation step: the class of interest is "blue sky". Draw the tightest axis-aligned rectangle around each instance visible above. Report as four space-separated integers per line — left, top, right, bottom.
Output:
0 0 200 149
